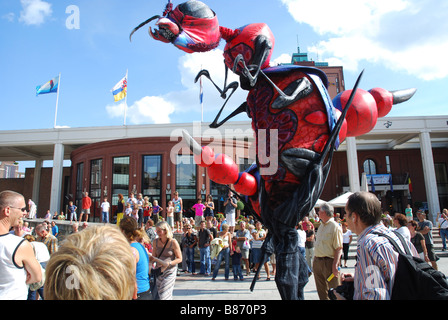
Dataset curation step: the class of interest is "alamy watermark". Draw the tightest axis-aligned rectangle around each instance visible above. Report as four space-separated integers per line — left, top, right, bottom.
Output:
65 265 80 290
66 5 80 30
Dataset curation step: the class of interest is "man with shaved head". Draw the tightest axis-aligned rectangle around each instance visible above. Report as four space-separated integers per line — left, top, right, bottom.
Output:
0 190 42 300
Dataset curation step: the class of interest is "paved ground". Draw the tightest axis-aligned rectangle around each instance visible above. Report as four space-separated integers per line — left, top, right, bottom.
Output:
172 253 448 301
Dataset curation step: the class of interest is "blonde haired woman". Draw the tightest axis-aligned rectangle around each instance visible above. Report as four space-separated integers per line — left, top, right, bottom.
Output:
44 225 137 300
212 223 233 280
151 221 182 300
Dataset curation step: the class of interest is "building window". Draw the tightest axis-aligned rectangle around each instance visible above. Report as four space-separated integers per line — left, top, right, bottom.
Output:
176 155 197 216
363 159 377 175
142 155 162 201
90 159 102 222
112 156 130 207
75 162 84 210
90 159 102 199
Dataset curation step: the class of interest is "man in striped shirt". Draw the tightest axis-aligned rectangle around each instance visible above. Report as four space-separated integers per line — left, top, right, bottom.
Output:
338 191 419 300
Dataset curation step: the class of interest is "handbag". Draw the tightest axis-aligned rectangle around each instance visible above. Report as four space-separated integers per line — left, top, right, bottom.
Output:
150 239 169 300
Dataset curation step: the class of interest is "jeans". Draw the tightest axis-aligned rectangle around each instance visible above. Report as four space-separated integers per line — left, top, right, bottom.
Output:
212 247 230 279
102 211 109 223
299 246 312 274
27 287 44 300
233 265 243 280
441 228 448 249
199 246 211 274
185 246 196 273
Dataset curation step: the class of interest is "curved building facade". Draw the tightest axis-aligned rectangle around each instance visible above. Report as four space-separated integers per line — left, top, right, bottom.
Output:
70 135 252 221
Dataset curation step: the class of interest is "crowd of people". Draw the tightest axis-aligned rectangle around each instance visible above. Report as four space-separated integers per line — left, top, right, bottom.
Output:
309 194 448 300
1 188 277 300
2 188 448 301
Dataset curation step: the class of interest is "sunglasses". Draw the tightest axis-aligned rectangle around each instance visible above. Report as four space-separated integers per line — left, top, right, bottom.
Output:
9 206 27 212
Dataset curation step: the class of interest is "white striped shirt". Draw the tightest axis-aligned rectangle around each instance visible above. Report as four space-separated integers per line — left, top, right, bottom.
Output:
354 224 419 300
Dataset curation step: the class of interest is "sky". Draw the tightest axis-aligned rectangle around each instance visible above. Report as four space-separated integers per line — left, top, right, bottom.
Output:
1 0 448 132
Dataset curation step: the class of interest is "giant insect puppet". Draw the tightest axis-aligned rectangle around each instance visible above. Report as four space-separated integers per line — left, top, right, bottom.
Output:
130 0 416 300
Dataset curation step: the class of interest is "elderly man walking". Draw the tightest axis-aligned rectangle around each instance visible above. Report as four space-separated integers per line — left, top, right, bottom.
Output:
313 202 343 300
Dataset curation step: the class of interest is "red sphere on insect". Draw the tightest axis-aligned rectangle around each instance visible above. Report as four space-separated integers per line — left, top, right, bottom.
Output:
234 172 257 196
369 87 393 118
207 154 239 185
333 89 378 137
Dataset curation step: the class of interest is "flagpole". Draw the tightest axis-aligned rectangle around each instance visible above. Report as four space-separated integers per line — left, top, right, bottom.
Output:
201 77 203 123
200 65 203 123
124 69 128 126
54 73 61 128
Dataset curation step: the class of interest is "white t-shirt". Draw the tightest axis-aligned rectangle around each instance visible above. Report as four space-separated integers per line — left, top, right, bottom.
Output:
439 218 448 229
343 229 352 244
31 241 50 264
101 201 110 212
395 226 411 242
297 229 306 248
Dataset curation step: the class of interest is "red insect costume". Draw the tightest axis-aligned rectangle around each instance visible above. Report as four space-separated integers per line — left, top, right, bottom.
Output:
131 0 416 300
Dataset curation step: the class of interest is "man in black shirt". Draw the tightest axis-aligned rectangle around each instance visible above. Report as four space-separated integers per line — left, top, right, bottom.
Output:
207 220 217 239
198 220 213 275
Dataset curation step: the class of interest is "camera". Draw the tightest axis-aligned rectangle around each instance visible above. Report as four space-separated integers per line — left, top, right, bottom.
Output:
328 281 354 300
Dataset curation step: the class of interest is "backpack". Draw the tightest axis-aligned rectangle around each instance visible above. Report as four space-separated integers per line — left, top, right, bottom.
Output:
374 231 448 300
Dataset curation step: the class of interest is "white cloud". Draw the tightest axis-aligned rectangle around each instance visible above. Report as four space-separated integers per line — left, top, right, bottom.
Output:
19 0 52 26
280 0 448 81
271 53 292 66
107 49 251 125
2 13 15 22
106 97 175 125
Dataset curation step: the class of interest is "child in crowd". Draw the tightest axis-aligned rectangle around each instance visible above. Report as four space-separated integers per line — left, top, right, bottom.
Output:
23 221 32 233
152 200 163 223
231 244 244 281
166 201 174 230
68 201 77 224
143 196 152 224
192 198 206 230
131 205 139 221
125 203 133 217
100 196 110 224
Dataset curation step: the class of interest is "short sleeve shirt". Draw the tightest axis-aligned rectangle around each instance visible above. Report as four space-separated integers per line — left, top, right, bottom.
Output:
314 218 343 258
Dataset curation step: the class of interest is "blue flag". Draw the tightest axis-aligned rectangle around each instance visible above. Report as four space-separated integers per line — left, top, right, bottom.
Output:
199 76 204 104
36 75 59 96
370 175 375 192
